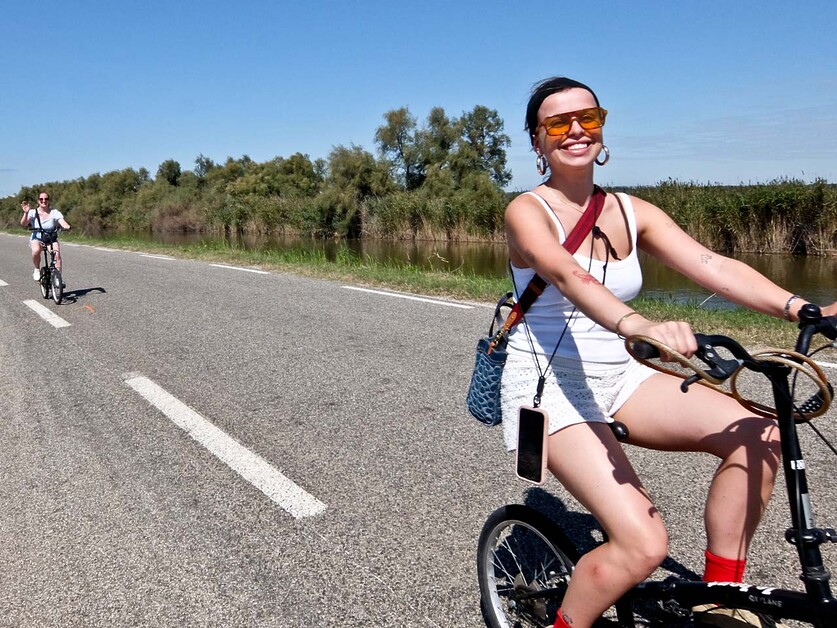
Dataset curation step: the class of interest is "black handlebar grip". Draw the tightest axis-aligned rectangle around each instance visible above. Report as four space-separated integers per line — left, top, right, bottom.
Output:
822 316 837 341
630 340 660 360
798 303 822 327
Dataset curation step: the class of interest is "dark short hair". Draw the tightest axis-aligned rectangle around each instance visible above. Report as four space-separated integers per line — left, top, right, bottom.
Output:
525 77 601 146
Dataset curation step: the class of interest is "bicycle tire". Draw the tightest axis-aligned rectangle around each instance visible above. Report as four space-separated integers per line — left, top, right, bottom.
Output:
39 268 50 299
51 269 63 305
477 504 581 628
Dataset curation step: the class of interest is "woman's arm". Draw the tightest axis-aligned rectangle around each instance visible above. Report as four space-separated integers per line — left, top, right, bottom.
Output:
633 195 837 320
19 201 30 227
51 209 71 231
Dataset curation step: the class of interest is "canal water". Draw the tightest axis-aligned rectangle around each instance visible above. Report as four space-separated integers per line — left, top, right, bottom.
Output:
149 232 836 309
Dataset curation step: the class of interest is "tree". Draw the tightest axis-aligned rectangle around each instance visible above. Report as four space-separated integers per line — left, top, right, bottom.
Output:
194 154 216 178
276 152 322 197
309 145 395 238
374 107 424 190
156 159 182 186
204 155 256 192
326 144 393 200
452 106 511 187
101 167 149 199
416 106 458 173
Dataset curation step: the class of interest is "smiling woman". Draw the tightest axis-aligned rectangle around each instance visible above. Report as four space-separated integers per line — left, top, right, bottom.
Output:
494 75 837 628
20 191 72 285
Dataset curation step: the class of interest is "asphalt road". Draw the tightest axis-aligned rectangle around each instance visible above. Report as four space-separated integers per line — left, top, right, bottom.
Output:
1 231 836 627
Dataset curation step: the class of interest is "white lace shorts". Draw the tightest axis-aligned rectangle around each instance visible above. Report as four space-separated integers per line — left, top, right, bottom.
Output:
500 351 657 451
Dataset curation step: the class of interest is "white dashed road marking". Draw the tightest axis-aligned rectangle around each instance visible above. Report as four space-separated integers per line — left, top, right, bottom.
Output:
342 285 473 309
210 263 269 274
23 299 71 328
124 375 326 518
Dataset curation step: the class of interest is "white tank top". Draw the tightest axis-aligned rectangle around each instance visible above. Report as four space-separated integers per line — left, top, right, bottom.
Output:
507 192 642 364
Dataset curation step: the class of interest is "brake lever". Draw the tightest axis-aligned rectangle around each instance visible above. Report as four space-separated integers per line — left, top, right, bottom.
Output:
681 343 743 392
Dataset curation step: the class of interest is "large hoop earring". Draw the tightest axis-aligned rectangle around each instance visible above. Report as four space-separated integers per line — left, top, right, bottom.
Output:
595 145 610 166
536 154 548 176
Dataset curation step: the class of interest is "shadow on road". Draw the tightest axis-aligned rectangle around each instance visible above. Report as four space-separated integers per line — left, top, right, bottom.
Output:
61 286 107 304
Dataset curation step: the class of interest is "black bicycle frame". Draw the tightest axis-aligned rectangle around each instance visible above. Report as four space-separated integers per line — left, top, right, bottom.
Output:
43 240 56 266
779 312 837 607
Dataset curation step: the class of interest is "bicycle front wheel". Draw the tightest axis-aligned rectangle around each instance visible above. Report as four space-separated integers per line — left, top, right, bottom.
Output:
477 504 580 628
51 269 63 304
40 268 50 299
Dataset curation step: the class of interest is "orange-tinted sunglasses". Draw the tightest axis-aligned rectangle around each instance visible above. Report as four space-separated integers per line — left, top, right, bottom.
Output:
538 107 607 137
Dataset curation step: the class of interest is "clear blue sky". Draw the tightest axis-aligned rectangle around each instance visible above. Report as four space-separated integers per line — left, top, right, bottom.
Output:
3 1 836 198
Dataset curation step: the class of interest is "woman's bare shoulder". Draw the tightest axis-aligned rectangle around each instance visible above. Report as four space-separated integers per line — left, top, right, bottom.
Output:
506 188 550 218
617 194 672 226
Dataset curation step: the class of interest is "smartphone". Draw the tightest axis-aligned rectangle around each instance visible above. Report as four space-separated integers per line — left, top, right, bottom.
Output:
515 406 549 485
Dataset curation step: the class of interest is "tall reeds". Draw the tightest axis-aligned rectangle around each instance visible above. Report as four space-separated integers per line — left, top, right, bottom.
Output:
627 178 837 255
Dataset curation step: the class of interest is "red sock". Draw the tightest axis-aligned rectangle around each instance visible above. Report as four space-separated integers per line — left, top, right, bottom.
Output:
703 549 746 582
553 609 572 628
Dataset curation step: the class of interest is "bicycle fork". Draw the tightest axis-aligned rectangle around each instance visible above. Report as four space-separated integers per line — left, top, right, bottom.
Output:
771 366 837 609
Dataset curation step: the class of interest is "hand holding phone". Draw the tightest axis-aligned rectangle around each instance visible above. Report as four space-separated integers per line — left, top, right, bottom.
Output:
515 406 549 485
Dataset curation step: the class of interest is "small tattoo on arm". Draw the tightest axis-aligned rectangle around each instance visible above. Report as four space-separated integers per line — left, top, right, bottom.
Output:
561 609 574 625
573 270 601 285
700 254 712 264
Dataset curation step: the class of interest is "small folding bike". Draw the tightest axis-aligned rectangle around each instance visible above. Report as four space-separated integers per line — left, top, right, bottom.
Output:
30 227 64 305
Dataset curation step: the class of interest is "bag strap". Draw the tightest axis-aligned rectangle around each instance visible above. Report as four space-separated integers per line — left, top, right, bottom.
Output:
562 185 607 253
489 185 606 350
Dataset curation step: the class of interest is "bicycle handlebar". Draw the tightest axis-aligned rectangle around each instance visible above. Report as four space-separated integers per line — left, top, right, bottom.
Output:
627 305 836 417
630 305 837 371
796 303 837 352
628 332 751 378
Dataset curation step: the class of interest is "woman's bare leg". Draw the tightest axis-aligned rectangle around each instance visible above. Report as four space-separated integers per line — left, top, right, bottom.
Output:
52 241 62 271
546 422 668 627
615 373 781 562
29 240 41 269
551 373 779 626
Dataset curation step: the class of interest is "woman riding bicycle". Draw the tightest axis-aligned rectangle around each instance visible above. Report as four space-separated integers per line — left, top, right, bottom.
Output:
20 191 71 282
501 76 837 628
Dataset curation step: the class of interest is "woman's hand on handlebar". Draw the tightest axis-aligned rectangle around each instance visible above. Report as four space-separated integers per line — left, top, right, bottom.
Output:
822 301 837 318
620 317 698 359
